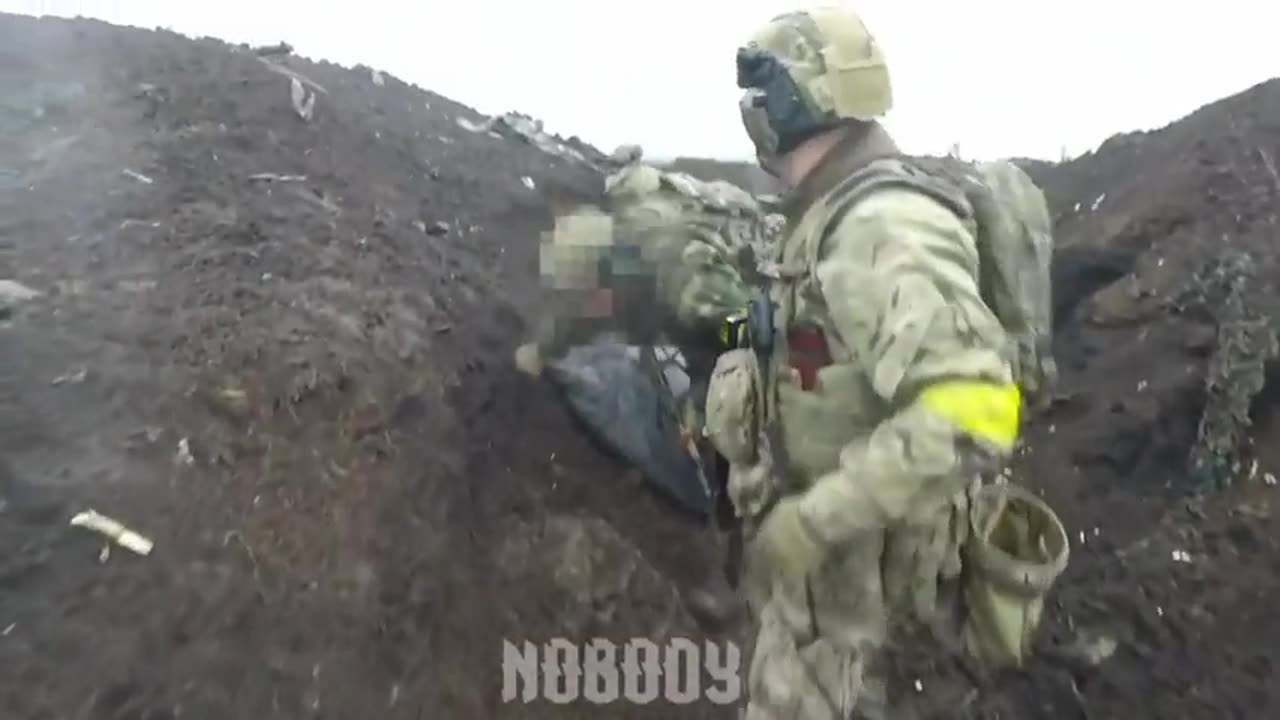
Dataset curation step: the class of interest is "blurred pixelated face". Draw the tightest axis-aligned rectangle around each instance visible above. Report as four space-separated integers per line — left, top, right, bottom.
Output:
540 212 610 289
579 288 614 317
539 209 622 320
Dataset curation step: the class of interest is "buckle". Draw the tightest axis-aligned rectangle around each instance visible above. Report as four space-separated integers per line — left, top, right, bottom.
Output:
719 310 749 349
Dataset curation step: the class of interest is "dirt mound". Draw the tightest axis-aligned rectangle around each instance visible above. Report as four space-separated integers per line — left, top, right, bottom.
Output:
0 13 729 720
3 11 1280 720
885 78 1280 719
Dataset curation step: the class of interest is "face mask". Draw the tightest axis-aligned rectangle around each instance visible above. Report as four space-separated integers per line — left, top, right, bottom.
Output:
739 89 781 177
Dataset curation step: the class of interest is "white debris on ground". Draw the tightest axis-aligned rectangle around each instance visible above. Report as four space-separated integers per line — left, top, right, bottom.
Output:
290 77 316 122
69 509 154 556
175 437 195 466
0 279 40 304
121 168 153 184
455 111 598 166
50 366 87 386
248 172 306 183
451 113 783 249
257 57 329 96
1070 631 1119 666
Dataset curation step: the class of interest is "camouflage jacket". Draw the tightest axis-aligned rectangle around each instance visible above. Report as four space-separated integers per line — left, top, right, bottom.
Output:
532 162 779 375
756 123 1019 540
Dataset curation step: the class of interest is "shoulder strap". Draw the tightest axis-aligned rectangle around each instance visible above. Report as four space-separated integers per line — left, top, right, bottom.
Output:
806 157 974 277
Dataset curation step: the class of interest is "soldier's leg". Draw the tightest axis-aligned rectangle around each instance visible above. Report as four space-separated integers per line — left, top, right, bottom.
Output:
743 598 865 720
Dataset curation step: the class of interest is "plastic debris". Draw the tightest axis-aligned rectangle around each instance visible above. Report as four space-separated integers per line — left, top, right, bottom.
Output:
122 168 153 184
248 172 307 182
69 509 153 556
175 437 195 466
290 77 316 122
258 58 328 95
456 111 599 166
50 367 87 385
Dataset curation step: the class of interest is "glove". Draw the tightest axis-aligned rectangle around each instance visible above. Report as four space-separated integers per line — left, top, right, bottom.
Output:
962 483 1069 670
882 479 976 622
514 342 545 377
748 495 825 599
882 512 953 622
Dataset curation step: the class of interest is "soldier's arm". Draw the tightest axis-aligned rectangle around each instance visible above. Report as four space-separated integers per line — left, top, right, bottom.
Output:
523 207 751 365
795 187 1019 544
654 220 753 339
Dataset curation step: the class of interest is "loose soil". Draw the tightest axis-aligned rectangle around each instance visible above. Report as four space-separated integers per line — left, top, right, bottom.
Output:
1 13 1278 720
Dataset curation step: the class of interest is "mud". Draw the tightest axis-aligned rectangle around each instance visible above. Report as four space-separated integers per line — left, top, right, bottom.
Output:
0 12 1278 720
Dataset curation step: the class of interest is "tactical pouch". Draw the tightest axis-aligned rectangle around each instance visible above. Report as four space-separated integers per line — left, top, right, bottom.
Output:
705 348 783 520
961 483 1069 670
704 349 760 467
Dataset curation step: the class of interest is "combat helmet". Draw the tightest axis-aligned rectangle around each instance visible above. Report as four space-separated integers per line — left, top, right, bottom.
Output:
736 6 892 174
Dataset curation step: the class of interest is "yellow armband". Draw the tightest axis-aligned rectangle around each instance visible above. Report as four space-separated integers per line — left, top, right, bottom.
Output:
919 380 1021 450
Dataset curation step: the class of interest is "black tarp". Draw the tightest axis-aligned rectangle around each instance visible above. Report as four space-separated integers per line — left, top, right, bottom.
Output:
543 338 712 517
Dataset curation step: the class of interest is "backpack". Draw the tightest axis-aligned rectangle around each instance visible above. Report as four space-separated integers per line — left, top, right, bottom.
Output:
826 156 1058 410
603 163 778 263
942 157 1057 409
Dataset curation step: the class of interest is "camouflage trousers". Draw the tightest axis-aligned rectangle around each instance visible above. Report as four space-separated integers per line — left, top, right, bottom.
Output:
742 530 894 720
741 486 973 720
745 603 887 720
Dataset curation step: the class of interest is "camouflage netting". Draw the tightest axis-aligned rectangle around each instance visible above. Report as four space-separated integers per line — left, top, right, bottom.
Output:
1170 250 1280 490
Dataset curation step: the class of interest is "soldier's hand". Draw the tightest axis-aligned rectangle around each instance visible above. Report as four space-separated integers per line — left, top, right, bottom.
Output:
750 495 825 593
514 342 545 377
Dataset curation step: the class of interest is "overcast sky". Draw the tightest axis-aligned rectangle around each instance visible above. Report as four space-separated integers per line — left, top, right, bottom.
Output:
5 0 1278 161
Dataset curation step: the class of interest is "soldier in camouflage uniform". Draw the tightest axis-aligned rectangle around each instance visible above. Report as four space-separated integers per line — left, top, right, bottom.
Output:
699 9 1070 717
516 144 780 387
514 144 784 626
517 8 1070 717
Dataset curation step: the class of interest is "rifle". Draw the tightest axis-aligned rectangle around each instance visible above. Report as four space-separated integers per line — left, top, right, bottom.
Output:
647 338 744 590
709 448 744 589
